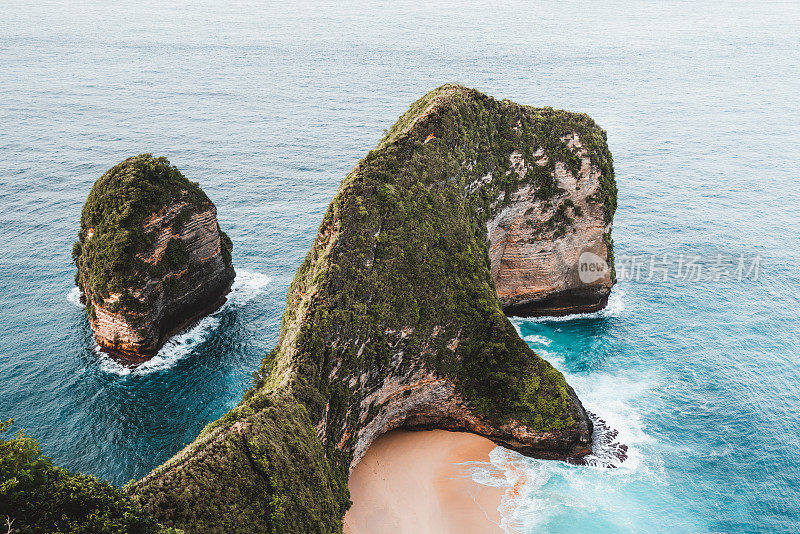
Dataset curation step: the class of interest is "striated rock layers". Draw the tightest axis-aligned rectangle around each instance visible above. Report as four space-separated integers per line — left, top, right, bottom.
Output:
487 116 617 317
73 154 235 360
128 85 617 533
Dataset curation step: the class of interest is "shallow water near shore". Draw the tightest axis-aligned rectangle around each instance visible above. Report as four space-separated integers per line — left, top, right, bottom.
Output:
2 0 800 531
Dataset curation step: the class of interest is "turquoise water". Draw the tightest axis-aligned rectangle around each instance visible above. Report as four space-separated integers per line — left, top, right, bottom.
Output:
1 1 799 531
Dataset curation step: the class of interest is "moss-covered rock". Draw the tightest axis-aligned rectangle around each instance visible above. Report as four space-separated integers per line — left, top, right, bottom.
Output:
127 396 348 534
73 155 235 360
129 85 612 532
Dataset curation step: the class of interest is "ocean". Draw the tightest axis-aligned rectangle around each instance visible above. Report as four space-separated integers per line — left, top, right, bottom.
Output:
1 1 799 531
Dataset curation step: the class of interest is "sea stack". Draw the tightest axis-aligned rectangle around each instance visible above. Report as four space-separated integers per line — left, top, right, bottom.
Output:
72 154 235 361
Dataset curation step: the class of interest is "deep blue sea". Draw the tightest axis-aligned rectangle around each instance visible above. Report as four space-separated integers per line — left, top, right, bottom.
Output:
1 1 799 532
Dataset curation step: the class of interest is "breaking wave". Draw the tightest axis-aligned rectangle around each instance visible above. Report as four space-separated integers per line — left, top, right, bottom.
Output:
510 285 626 324
92 270 270 377
470 365 655 532
67 286 84 308
470 298 657 532
522 334 552 346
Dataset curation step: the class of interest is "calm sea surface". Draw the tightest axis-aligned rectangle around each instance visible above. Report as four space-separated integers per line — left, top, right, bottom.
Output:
1 1 799 531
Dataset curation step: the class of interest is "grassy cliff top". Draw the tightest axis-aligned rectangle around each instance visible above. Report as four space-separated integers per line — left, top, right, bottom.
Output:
130 85 614 532
240 83 614 436
379 83 616 222
72 155 215 305
80 154 210 233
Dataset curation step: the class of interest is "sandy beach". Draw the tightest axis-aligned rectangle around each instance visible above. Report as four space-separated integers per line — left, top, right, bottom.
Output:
343 430 504 534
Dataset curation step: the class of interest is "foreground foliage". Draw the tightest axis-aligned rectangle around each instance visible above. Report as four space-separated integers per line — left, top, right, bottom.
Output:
0 419 173 534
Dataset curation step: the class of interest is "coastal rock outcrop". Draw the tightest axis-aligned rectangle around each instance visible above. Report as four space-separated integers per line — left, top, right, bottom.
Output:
128 85 616 532
73 154 235 360
489 143 616 316
486 117 617 317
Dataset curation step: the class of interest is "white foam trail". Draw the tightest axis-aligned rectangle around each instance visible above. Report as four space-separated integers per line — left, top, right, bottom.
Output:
225 270 271 306
522 334 552 346
67 286 84 308
510 285 626 324
471 305 658 532
96 270 270 377
470 364 656 532
523 346 653 473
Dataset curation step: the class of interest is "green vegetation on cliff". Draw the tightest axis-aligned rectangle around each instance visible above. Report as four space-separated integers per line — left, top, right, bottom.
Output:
0 420 170 534
129 396 347 534
251 84 613 435
129 85 615 533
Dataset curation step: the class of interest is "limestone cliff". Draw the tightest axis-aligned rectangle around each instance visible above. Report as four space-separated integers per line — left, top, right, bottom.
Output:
73 154 235 360
128 85 616 533
489 131 617 316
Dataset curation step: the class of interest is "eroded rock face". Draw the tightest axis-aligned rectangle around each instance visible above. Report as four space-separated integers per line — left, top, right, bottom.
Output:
73 155 235 360
487 138 616 317
129 86 614 533
344 345 592 469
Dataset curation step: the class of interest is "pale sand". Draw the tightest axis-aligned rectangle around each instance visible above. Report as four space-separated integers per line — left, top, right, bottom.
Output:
343 430 504 534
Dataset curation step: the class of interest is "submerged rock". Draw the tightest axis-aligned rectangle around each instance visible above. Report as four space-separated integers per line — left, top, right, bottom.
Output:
129 85 615 532
73 154 235 360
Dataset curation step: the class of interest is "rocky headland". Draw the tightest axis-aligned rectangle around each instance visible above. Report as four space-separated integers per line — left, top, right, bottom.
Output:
126 84 617 533
72 154 235 361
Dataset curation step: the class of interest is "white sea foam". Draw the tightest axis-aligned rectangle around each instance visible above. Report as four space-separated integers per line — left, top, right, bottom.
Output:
472 368 656 532
95 270 270 377
471 314 657 532
67 286 84 308
522 334 552 346
510 285 626 324
225 270 272 307
528 347 653 475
